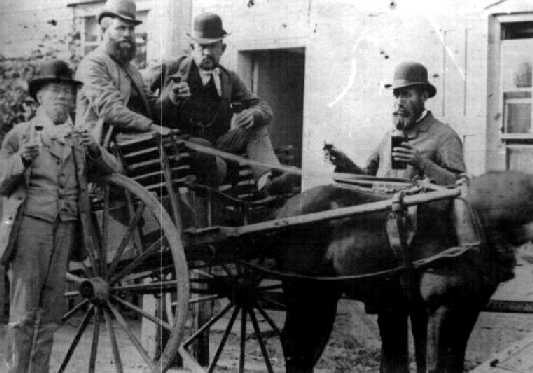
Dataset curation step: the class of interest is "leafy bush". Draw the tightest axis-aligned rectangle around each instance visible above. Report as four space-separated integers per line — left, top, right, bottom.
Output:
0 29 82 144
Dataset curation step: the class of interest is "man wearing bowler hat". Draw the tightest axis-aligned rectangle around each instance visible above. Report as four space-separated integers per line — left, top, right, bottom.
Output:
75 0 170 144
0 60 120 372
328 61 466 185
148 12 293 193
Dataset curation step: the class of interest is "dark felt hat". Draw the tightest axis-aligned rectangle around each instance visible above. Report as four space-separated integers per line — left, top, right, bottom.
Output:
385 61 436 98
29 59 82 99
187 12 229 44
98 0 142 25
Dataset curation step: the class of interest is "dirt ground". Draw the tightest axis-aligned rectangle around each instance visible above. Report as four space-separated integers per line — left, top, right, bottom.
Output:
0 257 532 372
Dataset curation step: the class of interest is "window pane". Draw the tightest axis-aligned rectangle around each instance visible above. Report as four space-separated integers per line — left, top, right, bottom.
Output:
508 147 533 173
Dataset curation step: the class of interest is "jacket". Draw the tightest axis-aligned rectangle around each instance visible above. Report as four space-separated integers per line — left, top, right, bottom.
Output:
146 56 272 131
75 45 158 143
366 112 466 185
0 115 121 263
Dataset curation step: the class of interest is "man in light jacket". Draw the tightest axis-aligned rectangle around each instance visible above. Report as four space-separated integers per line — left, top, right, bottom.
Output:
0 59 120 373
75 0 169 144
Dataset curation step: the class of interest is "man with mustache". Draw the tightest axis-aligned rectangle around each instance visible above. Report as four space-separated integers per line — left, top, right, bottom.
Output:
148 12 294 193
328 61 466 185
0 60 120 373
75 0 169 144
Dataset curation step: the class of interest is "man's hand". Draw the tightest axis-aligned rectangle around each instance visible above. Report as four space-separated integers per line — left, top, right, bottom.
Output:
392 142 423 168
231 110 254 129
166 80 191 105
323 145 363 174
19 142 40 165
76 129 101 156
151 124 171 136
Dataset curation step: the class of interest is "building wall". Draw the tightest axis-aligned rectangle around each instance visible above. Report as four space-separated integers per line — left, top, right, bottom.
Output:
0 0 191 64
190 0 494 187
0 0 74 59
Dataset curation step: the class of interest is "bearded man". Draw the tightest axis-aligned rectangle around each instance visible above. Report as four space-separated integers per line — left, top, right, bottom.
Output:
328 61 466 185
75 0 169 144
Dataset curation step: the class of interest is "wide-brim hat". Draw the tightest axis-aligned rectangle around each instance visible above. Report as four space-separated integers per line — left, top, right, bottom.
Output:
29 60 82 99
187 12 229 44
384 61 436 98
98 0 142 25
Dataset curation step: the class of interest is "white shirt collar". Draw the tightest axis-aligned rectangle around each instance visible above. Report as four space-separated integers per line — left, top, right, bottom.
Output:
198 67 222 96
416 109 428 124
34 107 73 142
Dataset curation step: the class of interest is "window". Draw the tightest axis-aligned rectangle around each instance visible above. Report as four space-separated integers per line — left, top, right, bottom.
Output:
498 20 533 171
500 23 533 139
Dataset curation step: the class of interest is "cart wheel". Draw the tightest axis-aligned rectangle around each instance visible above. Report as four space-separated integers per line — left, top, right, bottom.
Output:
61 173 189 373
182 260 286 373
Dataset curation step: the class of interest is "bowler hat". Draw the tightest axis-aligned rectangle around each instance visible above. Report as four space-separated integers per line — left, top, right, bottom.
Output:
385 61 436 98
29 60 82 99
98 0 142 25
187 12 228 44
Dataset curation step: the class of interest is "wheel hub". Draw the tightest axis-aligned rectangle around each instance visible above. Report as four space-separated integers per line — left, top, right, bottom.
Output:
79 277 110 304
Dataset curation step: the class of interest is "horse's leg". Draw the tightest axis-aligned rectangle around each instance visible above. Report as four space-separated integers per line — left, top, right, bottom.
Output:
410 305 428 373
281 282 340 373
377 308 409 373
426 303 480 373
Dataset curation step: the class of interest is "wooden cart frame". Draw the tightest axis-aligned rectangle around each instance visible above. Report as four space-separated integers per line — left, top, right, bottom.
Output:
57 131 529 373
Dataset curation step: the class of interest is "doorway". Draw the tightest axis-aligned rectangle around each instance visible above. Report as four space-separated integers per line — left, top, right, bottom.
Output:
238 48 305 167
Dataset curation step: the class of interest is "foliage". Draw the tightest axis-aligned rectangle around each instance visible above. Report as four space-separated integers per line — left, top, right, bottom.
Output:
0 26 82 143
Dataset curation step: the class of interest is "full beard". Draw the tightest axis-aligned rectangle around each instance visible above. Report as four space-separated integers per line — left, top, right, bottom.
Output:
106 38 136 64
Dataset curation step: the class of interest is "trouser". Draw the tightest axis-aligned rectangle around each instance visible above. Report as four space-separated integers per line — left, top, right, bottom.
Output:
245 126 280 179
6 216 75 373
177 126 280 186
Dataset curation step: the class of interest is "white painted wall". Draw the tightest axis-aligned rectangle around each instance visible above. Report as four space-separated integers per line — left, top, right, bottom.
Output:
2 0 529 187
189 0 496 187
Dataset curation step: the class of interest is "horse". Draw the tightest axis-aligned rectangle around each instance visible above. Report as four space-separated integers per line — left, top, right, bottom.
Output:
274 171 531 373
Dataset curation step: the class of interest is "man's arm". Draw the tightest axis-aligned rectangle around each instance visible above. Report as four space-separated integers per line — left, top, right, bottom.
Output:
420 133 465 185
0 128 27 196
76 55 152 132
230 71 272 128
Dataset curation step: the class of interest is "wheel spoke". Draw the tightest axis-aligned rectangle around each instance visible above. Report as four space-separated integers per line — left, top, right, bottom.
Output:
61 299 90 323
188 295 222 304
120 265 174 283
183 302 233 347
110 295 172 330
110 236 163 284
259 295 286 311
64 290 81 298
103 308 124 373
108 202 145 275
249 308 274 373
257 283 283 292
208 305 240 373
100 184 110 274
111 280 176 294
58 305 95 373
254 302 282 337
239 308 246 373
106 301 155 369
89 308 101 373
